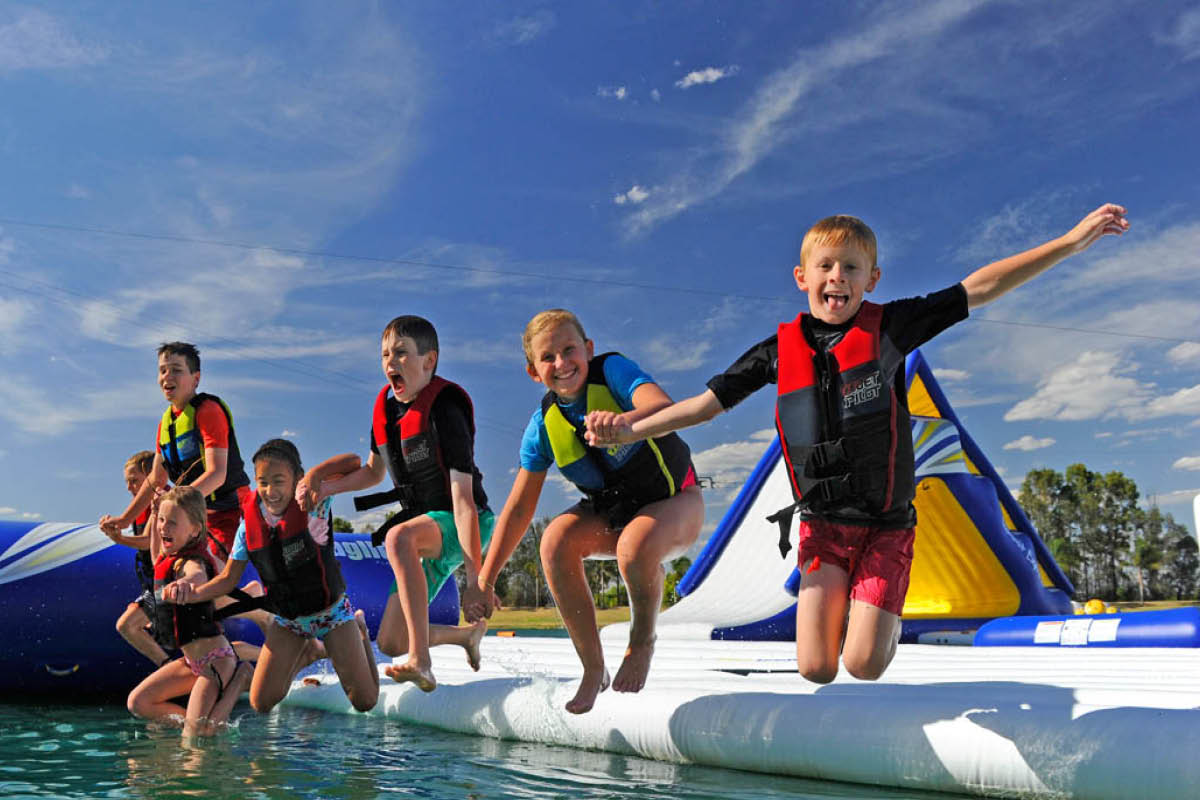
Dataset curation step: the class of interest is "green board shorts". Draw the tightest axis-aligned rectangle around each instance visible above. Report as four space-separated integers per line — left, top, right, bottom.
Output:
389 509 496 603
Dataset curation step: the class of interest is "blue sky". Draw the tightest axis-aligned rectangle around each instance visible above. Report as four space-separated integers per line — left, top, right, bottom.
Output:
1 1 1198 541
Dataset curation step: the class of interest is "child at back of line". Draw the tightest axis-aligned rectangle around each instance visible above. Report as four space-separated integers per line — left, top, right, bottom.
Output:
299 315 490 692
104 450 168 666
587 203 1129 684
462 309 704 714
100 342 253 562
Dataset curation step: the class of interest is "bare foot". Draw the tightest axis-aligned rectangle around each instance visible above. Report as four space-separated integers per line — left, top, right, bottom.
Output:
612 638 655 693
464 619 487 671
565 667 610 715
385 661 437 692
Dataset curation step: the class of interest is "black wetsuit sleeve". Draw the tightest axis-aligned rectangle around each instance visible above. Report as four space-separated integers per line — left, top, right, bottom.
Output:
705 333 779 410
431 395 477 475
880 284 969 354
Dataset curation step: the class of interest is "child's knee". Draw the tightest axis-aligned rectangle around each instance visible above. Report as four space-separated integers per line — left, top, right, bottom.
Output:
376 628 406 657
349 687 379 713
249 686 282 714
797 659 839 684
842 648 891 681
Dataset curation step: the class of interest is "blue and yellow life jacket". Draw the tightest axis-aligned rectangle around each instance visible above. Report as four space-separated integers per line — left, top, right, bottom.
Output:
540 353 693 525
157 392 249 512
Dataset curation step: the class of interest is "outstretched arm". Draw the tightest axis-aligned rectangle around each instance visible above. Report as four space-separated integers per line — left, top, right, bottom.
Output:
586 388 724 447
961 203 1128 309
298 452 383 511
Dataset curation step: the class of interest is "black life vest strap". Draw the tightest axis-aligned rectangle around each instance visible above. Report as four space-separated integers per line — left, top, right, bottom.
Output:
213 587 268 621
353 488 403 512
766 502 800 559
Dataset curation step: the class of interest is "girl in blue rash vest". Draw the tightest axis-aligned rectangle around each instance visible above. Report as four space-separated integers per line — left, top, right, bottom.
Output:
465 309 704 715
126 486 254 737
166 440 379 714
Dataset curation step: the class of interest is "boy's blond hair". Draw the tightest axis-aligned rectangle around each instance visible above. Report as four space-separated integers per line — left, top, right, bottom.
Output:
522 309 588 366
800 215 878 270
125 450 155 476
159 485 209 545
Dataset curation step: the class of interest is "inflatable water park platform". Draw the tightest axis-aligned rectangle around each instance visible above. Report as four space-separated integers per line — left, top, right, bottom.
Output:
5 350 1200 798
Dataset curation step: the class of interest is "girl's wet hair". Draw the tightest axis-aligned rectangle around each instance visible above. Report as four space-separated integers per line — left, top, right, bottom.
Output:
252 438 304 478
159 485 209 544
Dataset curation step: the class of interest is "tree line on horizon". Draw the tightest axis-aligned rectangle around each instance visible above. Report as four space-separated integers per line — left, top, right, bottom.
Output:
1019 464 1199 602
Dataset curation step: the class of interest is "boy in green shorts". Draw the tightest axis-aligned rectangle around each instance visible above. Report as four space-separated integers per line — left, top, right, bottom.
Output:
300 315 492 691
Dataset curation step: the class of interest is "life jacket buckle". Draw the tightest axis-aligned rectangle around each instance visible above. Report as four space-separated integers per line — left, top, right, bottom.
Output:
807 438 848 473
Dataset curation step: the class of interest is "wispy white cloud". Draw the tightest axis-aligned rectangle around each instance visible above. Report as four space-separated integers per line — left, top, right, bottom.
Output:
0 377 160 435
650 88 661 102
65 183 90 199
0 9 107 72
597 85 628 100
1173 456 1200 472
675 65 739 89
641 297 743 373
613 185 650 206
490 10 556 46
1160 7 1200 61
1003 435 1055 451
281 429 298 438
622 0 985 236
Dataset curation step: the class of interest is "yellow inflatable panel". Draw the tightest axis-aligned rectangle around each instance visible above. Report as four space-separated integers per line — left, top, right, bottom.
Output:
904 480 1021 618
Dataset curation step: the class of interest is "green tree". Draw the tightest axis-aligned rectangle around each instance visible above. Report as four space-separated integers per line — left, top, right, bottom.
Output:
496 517 550 607
1163 530 1200 600
332 516 354 533
663 557 693 607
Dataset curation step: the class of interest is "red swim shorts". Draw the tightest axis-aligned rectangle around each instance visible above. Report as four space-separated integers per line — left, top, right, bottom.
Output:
205 485 253 560
796 518 915 616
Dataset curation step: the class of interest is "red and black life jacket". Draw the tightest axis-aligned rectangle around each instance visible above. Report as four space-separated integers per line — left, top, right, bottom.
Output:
241 493 345 620
775 302 914 523
370 377 472 517
151 538 221 650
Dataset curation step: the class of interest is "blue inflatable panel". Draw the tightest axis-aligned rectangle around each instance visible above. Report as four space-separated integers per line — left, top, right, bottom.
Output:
0 521 458 697
975 608 1200 648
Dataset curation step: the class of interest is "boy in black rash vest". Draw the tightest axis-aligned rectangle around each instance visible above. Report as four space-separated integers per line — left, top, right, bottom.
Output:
100 342 253 562
299 315 491 692
587 203 1128 684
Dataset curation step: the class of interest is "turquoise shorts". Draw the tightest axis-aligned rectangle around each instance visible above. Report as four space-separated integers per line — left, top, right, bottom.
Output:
389 509 495 603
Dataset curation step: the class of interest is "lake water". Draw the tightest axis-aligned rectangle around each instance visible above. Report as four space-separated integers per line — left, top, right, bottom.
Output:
0 700 974 800
0 630 970 800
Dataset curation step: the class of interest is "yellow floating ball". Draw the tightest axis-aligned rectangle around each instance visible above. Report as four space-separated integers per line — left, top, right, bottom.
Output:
1083 598 1107 615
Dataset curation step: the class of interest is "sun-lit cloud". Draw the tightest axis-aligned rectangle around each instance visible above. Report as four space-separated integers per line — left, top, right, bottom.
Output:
650 88 661 102
489 10 556 46
281 429 298 438
1148 384 1200 417
1168 342 1200 365
1150 488 1200 507
1003 435 1055 451
933 368 970 383
597 85 628 100
641 297 743 373
613 185 650 206
690 428 776 503
0 9 107 72
675 65 738 89
1173 456 1200 472
1003 350 1154 422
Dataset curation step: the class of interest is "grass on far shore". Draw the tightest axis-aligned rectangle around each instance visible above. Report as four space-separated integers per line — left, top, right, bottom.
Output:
483 606 631 630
